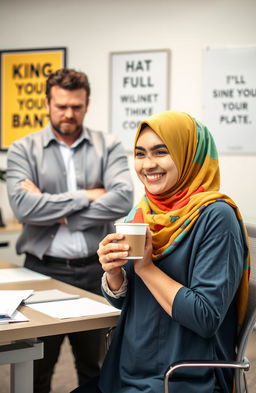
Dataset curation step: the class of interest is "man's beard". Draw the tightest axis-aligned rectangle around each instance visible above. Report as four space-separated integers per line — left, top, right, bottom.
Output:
51 120 83 137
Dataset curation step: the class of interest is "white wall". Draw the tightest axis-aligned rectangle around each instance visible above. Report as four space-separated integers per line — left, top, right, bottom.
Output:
0 0 256 222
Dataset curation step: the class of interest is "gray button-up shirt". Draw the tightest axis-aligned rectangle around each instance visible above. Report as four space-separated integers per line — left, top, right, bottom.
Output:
7 125 134 259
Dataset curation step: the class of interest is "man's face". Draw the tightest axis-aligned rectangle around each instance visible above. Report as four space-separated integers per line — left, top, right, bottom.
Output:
46 86 89 137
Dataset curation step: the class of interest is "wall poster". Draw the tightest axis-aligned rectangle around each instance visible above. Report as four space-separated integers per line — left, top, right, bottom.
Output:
202 47 256 154
110 49 170 152
0 47 66 150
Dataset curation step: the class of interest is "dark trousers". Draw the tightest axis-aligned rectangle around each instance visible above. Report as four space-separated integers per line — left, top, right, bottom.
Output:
70 377 101 393
25 253 106 393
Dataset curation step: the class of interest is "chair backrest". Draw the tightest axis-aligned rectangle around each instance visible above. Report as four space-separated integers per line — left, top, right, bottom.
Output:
235 222 256 391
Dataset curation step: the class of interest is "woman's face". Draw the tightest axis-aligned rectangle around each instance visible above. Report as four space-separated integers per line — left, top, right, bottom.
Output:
135 126 179 195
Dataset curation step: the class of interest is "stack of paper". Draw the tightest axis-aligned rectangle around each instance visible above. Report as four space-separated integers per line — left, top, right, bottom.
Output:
0 311 29 324
0 290 33 324
28 297 120 319
24 289 80 304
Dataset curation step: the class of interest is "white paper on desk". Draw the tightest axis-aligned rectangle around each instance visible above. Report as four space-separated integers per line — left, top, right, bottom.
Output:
0 268 50 283
24 289 80 304
28 297 120 319
0 310 29 324
0 290 34 317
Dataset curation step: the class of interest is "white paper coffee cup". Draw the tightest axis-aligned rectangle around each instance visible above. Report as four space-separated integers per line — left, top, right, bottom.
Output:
114 223 148 259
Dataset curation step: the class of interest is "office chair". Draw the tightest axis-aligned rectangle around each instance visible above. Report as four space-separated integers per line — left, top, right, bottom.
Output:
164 222 256 393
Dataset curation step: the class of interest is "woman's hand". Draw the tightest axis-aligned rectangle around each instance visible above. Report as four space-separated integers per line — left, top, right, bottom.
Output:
97 233 129 291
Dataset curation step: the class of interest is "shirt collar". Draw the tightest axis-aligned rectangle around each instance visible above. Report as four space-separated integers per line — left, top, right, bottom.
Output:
42 123 91 148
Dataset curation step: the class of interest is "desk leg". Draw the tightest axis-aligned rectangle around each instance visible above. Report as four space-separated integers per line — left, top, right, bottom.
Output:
0 339 43 393
11 360 34 393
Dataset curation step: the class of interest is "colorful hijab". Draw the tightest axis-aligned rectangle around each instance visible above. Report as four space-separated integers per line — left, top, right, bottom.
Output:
126 111 249 328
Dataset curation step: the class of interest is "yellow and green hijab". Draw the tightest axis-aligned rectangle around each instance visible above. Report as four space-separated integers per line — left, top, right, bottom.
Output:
126 111 250 328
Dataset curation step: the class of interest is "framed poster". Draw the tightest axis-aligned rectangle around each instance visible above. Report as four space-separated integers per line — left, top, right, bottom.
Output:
202 47 256 154
0 47 67 150
110 49 170 151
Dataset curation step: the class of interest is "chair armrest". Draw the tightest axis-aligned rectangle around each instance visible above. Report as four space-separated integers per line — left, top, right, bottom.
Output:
164 359 250 393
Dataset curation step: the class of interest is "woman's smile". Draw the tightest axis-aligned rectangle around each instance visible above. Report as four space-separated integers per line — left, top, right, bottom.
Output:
144 172 166 183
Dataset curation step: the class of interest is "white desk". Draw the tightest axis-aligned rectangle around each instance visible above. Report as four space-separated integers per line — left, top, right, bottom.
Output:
0 262 119 393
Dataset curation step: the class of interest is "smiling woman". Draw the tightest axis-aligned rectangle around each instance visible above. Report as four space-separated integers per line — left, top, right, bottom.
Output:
72 111 250 393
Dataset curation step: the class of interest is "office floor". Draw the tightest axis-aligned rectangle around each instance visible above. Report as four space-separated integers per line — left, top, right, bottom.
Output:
0 332 256 393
